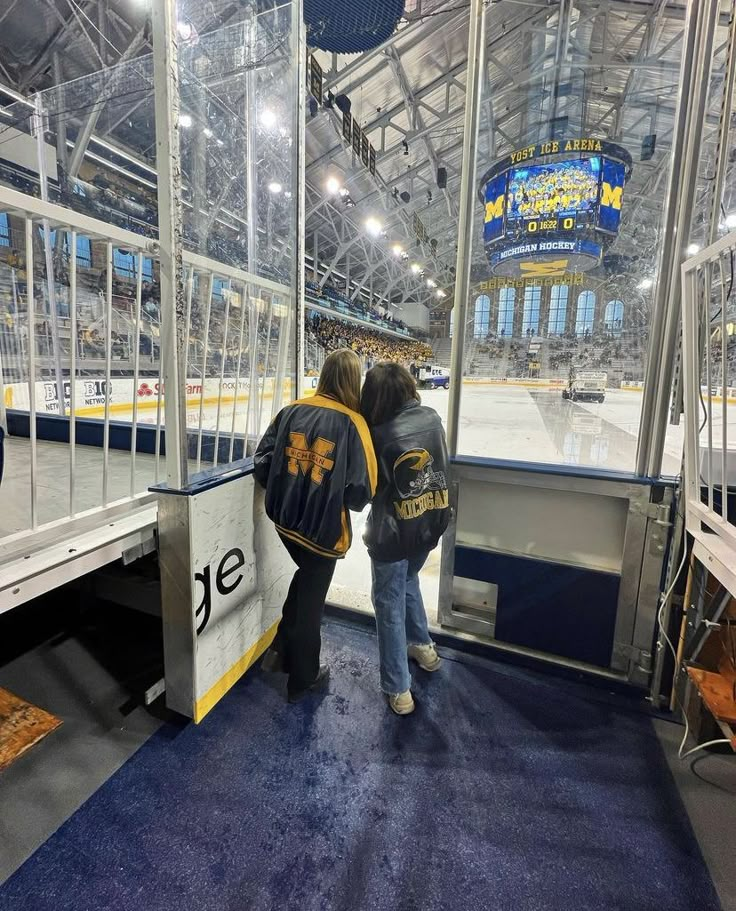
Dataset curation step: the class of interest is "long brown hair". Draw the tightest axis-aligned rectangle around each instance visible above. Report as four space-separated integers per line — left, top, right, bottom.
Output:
316 348 362 412
361 362 420 426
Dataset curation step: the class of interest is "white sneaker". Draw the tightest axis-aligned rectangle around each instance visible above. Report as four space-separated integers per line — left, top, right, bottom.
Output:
408 643 442 672
389 690 415 715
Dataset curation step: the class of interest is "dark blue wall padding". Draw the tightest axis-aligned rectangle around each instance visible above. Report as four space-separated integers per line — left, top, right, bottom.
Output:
454 546 621 669
6 410 247 463
0 621 720 911
304 0 405 53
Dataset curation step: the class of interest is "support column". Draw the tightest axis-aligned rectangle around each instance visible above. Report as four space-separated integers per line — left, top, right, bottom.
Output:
636 0 718 476
151 0 187 489
292 0 307 398
446 0 486 456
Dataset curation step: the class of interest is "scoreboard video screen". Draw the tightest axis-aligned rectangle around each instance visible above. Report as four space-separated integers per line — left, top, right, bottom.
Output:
480 139 631 278
506 157 600 234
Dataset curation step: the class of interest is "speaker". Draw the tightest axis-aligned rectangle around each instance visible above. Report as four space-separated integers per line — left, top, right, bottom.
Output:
335 94 351 115
437 167 447 189
641 134 656 161
400 191 411 204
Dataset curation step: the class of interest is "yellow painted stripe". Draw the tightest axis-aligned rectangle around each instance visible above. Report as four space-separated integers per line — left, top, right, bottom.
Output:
193 620 279 724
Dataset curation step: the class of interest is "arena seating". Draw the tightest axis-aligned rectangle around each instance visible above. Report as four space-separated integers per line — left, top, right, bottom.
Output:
306 312 432 369
433 331 651 384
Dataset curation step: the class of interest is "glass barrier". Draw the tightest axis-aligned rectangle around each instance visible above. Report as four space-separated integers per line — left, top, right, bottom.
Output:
21 1 297 465
452 0 692 474
663 16 736 475
0 1 299 540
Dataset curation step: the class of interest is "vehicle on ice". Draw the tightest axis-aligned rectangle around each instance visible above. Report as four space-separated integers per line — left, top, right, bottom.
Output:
416 365 451 390
561 367 607 403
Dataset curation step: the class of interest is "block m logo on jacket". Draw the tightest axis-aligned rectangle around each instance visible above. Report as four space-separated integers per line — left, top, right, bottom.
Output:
285 432 336 485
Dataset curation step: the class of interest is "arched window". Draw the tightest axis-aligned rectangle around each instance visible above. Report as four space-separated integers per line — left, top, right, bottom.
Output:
604 299 624 336
548 285 568 335
575 290 596 337
473 294 491 338
522 285 541 336
497 287 515 337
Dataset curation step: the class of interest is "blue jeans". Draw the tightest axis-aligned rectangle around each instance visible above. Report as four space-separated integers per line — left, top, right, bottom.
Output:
371 552 433 695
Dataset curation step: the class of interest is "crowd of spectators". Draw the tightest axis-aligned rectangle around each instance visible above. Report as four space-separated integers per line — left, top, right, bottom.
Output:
307 313 432 366
306 279 411 336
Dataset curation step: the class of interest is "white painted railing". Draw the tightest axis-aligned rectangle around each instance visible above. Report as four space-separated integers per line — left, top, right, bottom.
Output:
681 234 736 594
0 185 293 607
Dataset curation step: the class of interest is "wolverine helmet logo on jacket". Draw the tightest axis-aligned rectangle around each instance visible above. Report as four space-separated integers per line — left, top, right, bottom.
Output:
392 448 447 500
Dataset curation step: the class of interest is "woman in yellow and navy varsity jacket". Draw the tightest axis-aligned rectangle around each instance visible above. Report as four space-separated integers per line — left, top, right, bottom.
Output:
254 349 377 703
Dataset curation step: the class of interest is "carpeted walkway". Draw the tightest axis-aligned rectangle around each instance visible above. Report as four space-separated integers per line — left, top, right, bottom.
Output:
0 620 721 911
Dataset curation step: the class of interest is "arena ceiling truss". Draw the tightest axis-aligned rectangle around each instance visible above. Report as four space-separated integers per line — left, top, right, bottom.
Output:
0 0 734 313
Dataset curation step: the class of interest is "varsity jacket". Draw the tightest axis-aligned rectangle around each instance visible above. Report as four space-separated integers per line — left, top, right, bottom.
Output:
364 400 452 563
254 394 378 559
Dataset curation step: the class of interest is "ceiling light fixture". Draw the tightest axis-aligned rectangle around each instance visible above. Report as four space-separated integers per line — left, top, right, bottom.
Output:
638 278 653 290
392 244 403 257
411 263 422 274
268 181 283 194
686 243 700 256
326 176 341 195
179 113 193 128
260 109 277 129
365 217 383 237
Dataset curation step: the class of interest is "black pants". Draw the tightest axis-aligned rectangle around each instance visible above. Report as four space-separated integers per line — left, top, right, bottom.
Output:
274 535 337 694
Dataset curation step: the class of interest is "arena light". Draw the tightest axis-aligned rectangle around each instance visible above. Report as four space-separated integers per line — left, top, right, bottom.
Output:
686 243 700 256
392 244 403 257
326 176 341 195
436 289 446 299
260 109 278 129
268 181 283 194
179 113 193 128
726 213 736 228
177 20 193 41
365 217 383 238
410 263 422 274
426 278 437 288
639 278 653 290
203 127 213 139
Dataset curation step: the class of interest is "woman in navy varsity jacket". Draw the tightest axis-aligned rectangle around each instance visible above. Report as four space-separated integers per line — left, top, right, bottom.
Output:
254 349 377 703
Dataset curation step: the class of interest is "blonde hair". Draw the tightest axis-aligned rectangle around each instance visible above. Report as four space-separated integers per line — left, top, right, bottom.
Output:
316 348 362 412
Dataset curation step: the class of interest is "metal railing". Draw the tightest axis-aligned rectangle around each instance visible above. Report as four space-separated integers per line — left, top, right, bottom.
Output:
0 184 293 570
681 233 736 594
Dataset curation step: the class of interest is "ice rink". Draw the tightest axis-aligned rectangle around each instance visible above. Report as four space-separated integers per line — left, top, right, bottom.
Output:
6 382 732 624
329 383 732 623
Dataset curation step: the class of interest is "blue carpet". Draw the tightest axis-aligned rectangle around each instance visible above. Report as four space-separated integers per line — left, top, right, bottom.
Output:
0 620 721 911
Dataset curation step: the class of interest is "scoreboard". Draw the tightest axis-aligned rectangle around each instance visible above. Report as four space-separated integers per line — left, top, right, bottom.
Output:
480 139 631 279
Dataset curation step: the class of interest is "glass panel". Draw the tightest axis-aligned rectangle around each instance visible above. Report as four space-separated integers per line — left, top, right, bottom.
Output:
455 0 691 472
473 293 491 337
0 213 10 247
604 300 624 337
548 284 568 335
497 287 514 337
575 291 595 338
522 285 541 336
